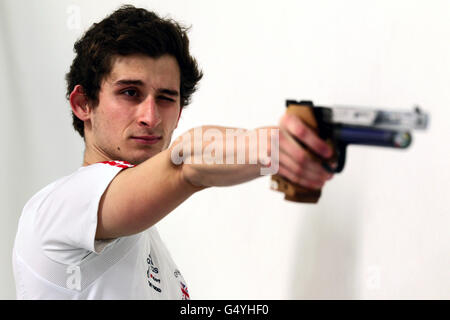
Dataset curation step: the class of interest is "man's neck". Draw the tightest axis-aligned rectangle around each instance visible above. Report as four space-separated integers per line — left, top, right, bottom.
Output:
82 146 111 167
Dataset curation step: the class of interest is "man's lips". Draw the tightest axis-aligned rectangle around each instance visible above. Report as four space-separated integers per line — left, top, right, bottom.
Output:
130 135 162 145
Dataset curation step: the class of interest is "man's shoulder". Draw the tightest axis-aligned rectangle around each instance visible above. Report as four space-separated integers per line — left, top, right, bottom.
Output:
38 162 132 195
15 162 134 263
22 162 130 215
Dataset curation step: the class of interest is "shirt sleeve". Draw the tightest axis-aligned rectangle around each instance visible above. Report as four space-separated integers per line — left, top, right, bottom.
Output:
35 162 130 265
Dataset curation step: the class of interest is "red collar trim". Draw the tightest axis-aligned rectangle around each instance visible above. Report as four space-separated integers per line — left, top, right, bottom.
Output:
97 160 135 168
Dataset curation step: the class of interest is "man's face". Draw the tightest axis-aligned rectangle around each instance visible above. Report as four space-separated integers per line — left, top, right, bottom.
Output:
85 54 181 165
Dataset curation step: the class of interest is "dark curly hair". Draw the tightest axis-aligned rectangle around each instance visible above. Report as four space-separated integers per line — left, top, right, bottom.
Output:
65 5 203 138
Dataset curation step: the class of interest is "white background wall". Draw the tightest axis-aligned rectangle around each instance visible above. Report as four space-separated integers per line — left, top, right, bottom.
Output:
1 0 449 299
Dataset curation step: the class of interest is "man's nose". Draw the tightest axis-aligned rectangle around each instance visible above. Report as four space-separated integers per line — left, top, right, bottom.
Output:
137 97 162 128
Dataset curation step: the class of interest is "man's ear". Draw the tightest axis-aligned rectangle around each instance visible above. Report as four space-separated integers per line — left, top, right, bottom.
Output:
69 85 91 121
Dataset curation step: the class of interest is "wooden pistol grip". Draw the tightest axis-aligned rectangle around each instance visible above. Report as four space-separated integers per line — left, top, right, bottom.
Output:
271 103 324 203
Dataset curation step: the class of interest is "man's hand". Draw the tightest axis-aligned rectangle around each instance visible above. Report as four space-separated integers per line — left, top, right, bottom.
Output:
277 113 334 190
177 118 334 191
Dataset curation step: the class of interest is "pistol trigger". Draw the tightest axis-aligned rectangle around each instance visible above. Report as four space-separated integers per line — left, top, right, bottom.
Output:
322 143 347 173
334 143 347 173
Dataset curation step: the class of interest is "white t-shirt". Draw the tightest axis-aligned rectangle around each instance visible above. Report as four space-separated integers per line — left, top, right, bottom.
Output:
12 161 190 300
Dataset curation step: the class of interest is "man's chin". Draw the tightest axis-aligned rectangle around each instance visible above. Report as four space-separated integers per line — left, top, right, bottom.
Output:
118 140 171 165
123 149 162 166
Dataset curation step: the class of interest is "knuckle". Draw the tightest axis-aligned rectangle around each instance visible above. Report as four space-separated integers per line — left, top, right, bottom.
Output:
294 165 303 176
296 152 307 166
295 125 307 140
279 131 288 146
279 113 289 126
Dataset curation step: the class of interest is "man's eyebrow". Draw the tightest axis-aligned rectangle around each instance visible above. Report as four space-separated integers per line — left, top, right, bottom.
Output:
113 79 144 86
159 88 179 97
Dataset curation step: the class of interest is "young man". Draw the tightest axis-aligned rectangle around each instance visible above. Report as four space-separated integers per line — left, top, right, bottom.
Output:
12 5 334 299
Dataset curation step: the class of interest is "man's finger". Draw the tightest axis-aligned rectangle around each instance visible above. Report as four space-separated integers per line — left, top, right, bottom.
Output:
280 113 333 159
278 163 325 190
279 128 332 177
279 149 331 183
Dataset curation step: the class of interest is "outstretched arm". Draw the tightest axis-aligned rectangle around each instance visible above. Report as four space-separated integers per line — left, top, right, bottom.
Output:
96 116 333 240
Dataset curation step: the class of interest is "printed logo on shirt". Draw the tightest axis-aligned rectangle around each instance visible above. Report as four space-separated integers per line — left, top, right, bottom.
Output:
98 160 135 168
180 281 190 300
146 253 162 293
174 269 190 300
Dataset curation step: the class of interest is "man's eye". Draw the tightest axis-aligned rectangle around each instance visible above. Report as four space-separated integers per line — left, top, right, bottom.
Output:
122 89 138 97
159 96 175 102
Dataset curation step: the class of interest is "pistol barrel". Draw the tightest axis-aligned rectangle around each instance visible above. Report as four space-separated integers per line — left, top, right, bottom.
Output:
334 126 412 148
328 106 429 131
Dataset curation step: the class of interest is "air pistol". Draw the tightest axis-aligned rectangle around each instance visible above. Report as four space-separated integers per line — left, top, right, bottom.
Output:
270 100 429 203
